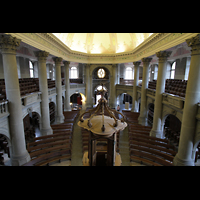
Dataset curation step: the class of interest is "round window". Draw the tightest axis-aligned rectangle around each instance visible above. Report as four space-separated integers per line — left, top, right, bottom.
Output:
97 68 105 78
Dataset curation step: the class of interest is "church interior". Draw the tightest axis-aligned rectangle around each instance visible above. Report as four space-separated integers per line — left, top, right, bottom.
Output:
0 33 200 166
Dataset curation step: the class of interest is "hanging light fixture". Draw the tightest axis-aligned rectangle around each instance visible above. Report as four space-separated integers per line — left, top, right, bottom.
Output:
78 84 127 137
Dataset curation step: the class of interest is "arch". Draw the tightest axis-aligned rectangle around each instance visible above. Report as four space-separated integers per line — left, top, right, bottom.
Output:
161 108 182 127
0 130 12 160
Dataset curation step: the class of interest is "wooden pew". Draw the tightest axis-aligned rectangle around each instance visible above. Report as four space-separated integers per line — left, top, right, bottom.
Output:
130 149 173 166
22 149 71 166
129 140 177 156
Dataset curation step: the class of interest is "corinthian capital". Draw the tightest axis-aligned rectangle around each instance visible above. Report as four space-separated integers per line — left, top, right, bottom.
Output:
186 34 200 55
34 51 49 63
0 34 21 54
141 57 152 63
63 61 70 66
156 51 172 62
133 61 141 67
53 57 63 64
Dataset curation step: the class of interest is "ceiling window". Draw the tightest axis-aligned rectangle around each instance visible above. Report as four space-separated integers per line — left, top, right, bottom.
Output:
70 66 78 78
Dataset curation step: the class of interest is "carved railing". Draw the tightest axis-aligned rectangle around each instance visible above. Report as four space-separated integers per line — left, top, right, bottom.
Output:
162 93 185 109
21 92 42 106
146 88 156 98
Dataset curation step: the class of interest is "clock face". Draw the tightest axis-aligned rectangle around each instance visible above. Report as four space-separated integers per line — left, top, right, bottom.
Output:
97 68 105 78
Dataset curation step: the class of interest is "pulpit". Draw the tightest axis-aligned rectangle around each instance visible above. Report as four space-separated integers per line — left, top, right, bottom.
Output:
78 84 127 166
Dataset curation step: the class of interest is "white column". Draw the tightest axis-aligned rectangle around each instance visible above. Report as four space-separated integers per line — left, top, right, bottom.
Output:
138 57 152 125
173 34 200 166
150 51 172 138
109 64 117 108
34 50 53 135
0 34 30 166
131 61 140 112
63 61 71 111
53 57 65 123
85 64 93 108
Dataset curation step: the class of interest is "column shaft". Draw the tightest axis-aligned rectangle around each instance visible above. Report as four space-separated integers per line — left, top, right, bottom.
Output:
109 64 117 108
150 51 172 138
35 51 53 135
0 34 30 165
173 34 200 166
85 64 92 108
53 57 64 123
131 62 140 112
138 58 152 125
63 61 71 111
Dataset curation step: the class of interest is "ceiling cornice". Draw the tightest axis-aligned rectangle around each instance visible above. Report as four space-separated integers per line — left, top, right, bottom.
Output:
6 33 198 64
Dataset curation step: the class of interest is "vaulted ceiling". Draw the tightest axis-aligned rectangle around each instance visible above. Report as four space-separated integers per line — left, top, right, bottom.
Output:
52 33 153 54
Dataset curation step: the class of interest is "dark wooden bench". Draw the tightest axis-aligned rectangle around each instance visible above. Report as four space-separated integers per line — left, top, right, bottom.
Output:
27 136 71 148
130 155 162 166
30 145 71 159
129 132 170 144
129 136 176 150
130 149 173 166
130 144 174 162
129 140 177 156
33 132 72 141
27 139 72 152
22 149 71 166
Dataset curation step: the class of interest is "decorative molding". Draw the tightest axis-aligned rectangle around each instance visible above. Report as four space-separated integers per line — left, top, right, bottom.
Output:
6 33 198 64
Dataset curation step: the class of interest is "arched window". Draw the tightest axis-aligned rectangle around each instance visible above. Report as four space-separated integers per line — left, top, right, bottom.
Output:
125 67 133 79
70 67 78 78
171 62 176 79
29 61 34 78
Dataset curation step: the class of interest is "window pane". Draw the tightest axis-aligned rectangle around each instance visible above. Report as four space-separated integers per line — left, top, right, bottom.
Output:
171 70 175 79
172 62 176 70
30 69 34 78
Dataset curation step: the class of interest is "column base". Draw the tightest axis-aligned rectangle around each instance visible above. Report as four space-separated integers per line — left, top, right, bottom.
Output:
40 127 53 135
150 129 164 138
56 114 65 124
138 116 148 126
11 150 31 166
173 154 195 166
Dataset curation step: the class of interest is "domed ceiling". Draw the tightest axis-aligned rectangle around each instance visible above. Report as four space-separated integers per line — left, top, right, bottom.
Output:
52 33 153 54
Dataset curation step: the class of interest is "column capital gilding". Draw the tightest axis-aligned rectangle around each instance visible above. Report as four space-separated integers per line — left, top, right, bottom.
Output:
186 34 200 56
53 57 63 64
0 34 21 54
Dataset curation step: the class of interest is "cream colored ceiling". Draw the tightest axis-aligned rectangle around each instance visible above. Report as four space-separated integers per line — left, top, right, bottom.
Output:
52 33 153 54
